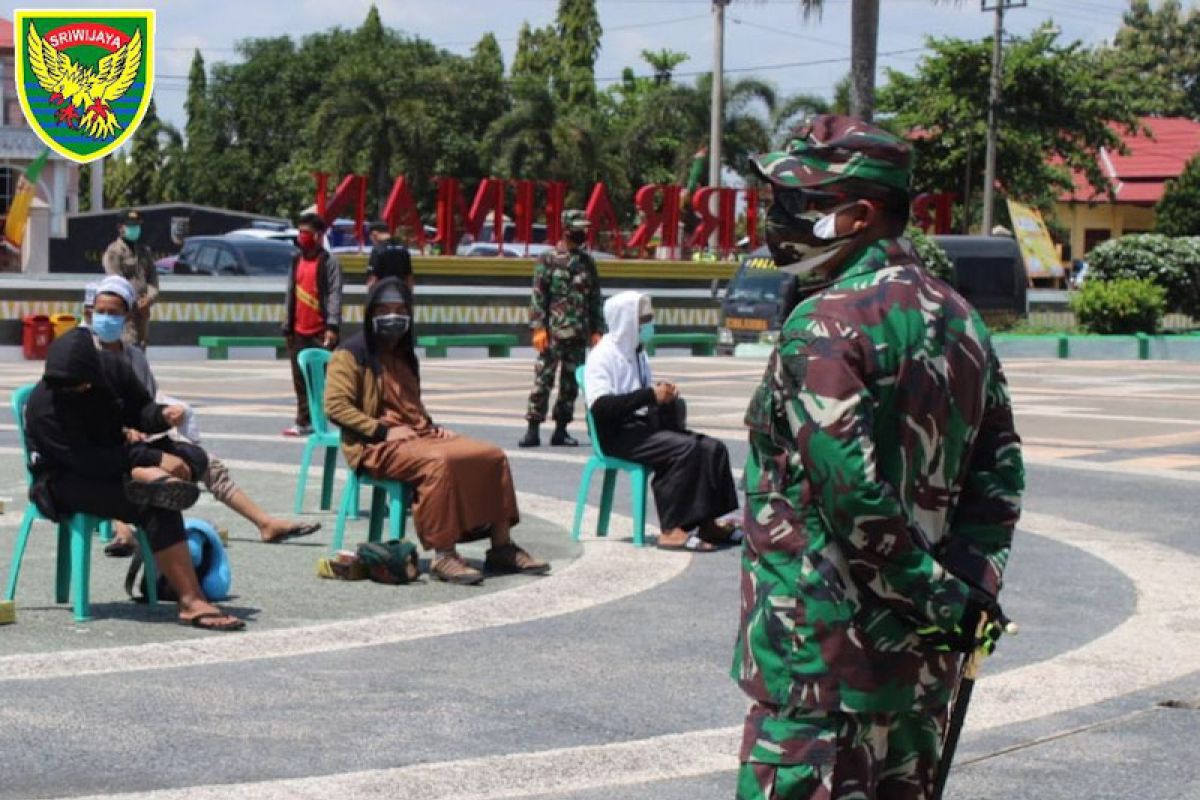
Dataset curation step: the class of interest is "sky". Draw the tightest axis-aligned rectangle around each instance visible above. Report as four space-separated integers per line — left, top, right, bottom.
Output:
5 0 1176 133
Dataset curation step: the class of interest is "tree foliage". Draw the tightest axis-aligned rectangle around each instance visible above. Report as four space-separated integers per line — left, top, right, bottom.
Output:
1156 154 1200 238
879 26 1143 221
1097 0 1200 118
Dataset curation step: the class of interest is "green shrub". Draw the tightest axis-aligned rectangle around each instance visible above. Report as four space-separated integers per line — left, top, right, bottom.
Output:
1085 234 1196 315
906 226 954 283
1156 153 1200 237
1070 278 1165 334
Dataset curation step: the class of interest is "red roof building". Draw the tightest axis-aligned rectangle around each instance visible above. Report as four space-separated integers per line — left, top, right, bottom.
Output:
1055 117 1200 258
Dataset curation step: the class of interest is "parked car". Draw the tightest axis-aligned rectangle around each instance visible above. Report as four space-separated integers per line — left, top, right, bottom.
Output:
173 235 297 276
460 242 555 259
226 227 299 244
155 255 179 274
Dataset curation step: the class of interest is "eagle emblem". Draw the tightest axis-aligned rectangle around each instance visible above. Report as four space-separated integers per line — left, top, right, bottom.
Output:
13 10 156 163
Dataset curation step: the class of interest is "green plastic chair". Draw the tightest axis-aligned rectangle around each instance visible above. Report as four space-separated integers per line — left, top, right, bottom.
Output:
5 383 158 622
331 471 412 553
571 365 649 547
293 348 341 513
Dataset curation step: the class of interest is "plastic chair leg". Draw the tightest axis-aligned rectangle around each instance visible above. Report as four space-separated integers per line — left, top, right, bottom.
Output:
368 487 387 543
293 438 317 514
631 469 649 548
70 516 94 622
135 529 158 606
98 519 114 544
572 461 598 541
352 480 363 520
597 469 618 538
55 523 71 604
319 446 338 511
3 506 37 601
387 487 402 542
397 485 410 541
332 471 357 553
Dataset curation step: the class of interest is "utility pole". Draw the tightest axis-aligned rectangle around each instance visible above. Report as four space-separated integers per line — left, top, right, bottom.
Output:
981 0 1024 234
708 0 730 250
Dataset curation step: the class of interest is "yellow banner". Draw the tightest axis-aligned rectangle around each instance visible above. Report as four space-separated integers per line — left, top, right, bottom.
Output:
1006 200 1064 279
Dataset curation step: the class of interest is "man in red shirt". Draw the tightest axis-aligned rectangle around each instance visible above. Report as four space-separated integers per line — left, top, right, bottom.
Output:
282 213 343 437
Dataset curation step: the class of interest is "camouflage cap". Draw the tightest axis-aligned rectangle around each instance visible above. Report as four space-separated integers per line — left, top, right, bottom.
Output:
751 114 912 194
562 210 591 232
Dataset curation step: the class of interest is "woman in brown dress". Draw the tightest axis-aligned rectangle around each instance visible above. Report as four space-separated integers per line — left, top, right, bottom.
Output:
324 278 549 585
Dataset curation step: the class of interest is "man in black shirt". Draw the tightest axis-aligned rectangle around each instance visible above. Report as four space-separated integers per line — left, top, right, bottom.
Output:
366 222 414 292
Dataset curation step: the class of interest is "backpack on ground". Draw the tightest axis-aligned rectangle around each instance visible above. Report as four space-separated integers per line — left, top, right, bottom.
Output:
126 518 231 602
356 540 421 585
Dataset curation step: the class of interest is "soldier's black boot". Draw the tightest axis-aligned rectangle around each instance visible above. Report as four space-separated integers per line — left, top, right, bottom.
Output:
550 421 579 447
518 420 541 448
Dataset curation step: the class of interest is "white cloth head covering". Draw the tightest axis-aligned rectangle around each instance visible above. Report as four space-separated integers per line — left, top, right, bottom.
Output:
95 275 136 311
583 290 652 408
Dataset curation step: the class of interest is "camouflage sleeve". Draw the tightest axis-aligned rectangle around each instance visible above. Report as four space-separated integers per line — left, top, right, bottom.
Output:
143 252 159 302
942 349 1024 598
588 257 605 334
789 317 969 631
530 255 549 330
101 242 120 276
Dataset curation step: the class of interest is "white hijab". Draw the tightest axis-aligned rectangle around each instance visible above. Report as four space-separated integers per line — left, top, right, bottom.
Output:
584 290 652 408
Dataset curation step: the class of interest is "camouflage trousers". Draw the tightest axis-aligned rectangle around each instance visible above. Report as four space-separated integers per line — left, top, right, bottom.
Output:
737 703 948 800
525 339 586 424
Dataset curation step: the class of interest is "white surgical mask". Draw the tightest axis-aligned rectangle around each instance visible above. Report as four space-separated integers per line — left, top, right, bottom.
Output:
812 202 859 241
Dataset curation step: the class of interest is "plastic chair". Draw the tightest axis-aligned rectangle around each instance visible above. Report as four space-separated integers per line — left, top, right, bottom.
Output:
293 348 341 513
5 384 158 622
331 471 412 553
571 365 650 547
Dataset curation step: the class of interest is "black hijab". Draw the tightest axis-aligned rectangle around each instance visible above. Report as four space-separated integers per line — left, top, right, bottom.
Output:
364 276 419 379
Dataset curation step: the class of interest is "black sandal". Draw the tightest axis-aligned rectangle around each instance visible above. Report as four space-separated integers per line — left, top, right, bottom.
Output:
103 539 135 558
124 477 200 511
179 612 246 632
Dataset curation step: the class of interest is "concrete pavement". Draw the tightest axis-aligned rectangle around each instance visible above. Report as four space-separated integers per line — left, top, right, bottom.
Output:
0 351 1197 799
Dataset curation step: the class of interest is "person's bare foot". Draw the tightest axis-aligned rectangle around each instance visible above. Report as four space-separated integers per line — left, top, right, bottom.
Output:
178 600 244 632
259 519 321 544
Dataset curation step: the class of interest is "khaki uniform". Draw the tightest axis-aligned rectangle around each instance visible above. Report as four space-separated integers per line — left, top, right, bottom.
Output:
102 237 158 348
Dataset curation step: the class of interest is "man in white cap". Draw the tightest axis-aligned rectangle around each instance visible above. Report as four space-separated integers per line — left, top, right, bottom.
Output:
87 277 319 556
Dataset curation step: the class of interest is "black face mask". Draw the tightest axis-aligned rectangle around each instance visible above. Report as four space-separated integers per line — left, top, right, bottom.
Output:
764 201 856 276
373 313 411 345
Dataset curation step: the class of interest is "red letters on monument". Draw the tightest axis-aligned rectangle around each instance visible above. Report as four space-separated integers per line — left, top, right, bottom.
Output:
313 172 955 256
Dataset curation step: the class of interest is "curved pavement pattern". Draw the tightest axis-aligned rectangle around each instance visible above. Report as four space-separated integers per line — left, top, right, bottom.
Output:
0 354 1198 800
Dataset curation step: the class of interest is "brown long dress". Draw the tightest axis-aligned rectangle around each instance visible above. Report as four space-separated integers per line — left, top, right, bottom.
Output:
360 352 519 551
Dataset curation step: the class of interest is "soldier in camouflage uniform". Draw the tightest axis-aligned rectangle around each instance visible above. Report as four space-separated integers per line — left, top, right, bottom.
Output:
519 210 605 448
732 116 1025 800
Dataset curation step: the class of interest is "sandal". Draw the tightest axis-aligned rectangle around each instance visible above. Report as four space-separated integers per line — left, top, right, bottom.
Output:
103 539 135 558
179 612 246 632
657 533 717 552
124 476 200 511
697 518 744 546
263 522 321 544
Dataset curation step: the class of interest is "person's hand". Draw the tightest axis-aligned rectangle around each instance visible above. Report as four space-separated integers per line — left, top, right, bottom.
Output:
590 332 602 348
322 330 338 349
532 328 549 353
386 425 418 443
918 588 1007 655
123 427 146 444
158 452 192 481
653 382 677 405
431 426 455 440
137 296 151 310
162 405 187 428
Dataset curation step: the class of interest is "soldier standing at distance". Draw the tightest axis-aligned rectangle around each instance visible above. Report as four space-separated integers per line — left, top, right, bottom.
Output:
102 209 158 349
732 116 1025 800
519 210 605 448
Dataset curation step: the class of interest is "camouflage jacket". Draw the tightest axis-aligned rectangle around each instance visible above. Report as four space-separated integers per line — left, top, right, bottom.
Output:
733 238 1024 714
530 246 605 342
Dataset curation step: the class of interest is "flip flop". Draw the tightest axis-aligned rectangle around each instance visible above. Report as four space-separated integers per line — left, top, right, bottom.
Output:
263 522 322 544
657 533 718 552
124 476 200 512
103 539 135 558
179 612 246 632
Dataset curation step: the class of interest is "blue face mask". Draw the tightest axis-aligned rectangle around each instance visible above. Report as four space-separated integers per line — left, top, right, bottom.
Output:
639 322 656 345
92 312 125 343
123 225 141 242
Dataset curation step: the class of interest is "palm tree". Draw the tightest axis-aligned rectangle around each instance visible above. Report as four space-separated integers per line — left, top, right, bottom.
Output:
757 0 956 122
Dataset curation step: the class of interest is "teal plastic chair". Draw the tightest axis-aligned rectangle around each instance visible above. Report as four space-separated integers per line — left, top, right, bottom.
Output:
293 348 341 513
5 383 158 622
571 365 649 547
331 472 412 553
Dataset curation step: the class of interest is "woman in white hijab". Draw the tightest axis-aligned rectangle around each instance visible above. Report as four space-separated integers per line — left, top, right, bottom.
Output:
583 291 739 551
